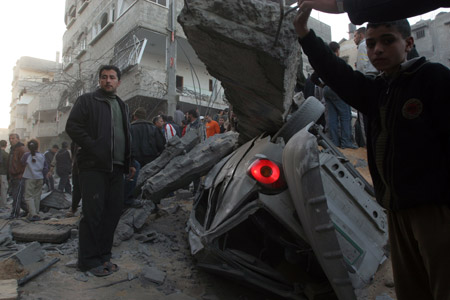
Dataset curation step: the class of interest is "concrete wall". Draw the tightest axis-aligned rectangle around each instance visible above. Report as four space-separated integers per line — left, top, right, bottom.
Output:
412 12 450 69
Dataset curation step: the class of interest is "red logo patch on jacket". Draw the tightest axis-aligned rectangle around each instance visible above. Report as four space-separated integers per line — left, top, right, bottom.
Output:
402 98 423 119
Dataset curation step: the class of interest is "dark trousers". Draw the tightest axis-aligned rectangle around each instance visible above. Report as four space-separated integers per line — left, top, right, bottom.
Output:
44 175 54 191
123 160 140 205
78 166 124 271
58 173 72 194
388 205 450 300
71 172 81 212
10 178 27 217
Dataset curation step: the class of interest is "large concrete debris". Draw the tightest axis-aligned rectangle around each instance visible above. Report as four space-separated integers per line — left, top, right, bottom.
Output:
9 242 44 266
113 201 156 246
139 131 239 203
40 190 71 212
11 220 74 244
137 130 201 190
178 0 302 144
0 279 18 300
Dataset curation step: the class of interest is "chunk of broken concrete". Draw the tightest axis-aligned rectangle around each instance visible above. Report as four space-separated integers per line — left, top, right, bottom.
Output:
65 259 77 268
142 266 166 285
74 273 89 282
141 132 238 203
178 0 302 144
40 190 71 211
11 221 72 244
10 242 44 266
137 130 201 190
0 279 18 300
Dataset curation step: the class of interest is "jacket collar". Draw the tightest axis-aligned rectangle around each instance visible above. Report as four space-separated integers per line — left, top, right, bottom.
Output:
93 88 120 101
381 57 427 82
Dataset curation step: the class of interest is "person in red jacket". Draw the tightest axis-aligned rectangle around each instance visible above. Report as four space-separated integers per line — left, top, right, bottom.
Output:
205 115 220 138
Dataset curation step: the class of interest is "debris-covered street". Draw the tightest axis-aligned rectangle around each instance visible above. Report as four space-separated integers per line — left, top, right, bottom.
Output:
1 193 280 300
0 148 395 300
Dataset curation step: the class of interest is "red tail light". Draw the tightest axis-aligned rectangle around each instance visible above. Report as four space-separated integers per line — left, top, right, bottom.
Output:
248 159 285 189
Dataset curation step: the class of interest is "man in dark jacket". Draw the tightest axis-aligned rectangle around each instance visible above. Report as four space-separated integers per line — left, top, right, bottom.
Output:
7 133 27 218
65 65 135 277
295 10 450 299
49 142 72 194
296 0 449 25
131 108 165 167
123 107 165 208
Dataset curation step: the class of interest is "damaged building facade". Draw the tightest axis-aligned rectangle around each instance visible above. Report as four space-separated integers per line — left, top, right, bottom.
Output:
9 57 62 150
59 0 228 123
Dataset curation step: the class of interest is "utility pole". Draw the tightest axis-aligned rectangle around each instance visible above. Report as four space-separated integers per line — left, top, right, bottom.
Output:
166 0 177 117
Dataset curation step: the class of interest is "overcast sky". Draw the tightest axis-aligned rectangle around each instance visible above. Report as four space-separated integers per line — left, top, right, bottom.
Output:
0 1 447 129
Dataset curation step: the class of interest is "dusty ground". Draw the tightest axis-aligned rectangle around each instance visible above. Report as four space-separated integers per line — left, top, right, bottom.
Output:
0 147 396 300
2 197 284 300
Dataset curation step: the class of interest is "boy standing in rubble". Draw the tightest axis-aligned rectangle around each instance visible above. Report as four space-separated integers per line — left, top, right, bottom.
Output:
293 4 450 300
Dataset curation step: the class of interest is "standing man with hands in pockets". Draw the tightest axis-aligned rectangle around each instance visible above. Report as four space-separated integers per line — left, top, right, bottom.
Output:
66 65 135 277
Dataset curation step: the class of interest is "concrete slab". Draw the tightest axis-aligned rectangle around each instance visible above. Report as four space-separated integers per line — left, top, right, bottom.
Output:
142 266 166 285
0 279 18 300
11 220 73 244
10 242 44 266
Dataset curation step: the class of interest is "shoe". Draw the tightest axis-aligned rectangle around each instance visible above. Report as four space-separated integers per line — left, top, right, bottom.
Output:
104 261 119 272
86 265 113 277
19 211 28 218
27 215 41 222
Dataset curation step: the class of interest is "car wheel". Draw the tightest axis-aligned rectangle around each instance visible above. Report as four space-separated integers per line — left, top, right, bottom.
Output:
272 96 325 143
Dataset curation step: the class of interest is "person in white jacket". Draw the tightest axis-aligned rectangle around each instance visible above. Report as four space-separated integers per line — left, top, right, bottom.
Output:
21 139 49 221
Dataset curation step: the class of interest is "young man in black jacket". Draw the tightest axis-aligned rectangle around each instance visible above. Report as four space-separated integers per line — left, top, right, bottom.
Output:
66 65 135 277
294 6 450 300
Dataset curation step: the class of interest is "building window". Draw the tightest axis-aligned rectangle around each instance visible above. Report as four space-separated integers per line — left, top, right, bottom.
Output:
66 5 77 28
117 0 136 17
100 13 109 29
89 5 115 45
75 33 87 58
209 79 213 91
415 29 425 39
63 48 73 70
78 0 90 14
176 76 183 91
149 0 167 7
